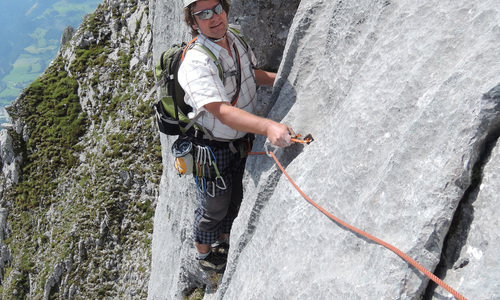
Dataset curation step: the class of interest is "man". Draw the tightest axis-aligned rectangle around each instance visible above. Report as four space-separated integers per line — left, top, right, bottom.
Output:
178 0 294 273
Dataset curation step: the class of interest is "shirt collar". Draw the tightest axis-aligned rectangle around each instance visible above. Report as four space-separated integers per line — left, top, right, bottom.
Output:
197 30 236 58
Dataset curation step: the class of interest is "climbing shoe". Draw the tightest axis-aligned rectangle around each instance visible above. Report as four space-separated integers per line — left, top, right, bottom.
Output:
198 252 226 274
212 242 229 258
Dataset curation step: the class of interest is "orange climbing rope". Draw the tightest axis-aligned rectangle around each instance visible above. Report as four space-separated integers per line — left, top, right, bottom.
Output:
249 139 467 300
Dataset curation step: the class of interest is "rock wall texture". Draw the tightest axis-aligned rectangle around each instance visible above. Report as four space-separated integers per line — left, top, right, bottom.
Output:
149 0 500 299
438 136 500 300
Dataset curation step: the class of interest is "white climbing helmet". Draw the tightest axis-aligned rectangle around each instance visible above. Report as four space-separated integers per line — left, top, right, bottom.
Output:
184 0 198 7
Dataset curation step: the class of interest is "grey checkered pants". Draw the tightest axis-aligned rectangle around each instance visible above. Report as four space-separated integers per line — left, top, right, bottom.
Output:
193 144 247 245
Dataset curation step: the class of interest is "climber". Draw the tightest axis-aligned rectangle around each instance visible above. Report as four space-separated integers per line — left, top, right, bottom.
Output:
179 0 295 273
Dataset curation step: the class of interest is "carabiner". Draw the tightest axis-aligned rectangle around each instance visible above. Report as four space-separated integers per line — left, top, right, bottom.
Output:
290 134 314 145
206 147 227 190
215 176 227 190
206 180 216 197
196 175 206 194
203 147 216 197
264 140 279 158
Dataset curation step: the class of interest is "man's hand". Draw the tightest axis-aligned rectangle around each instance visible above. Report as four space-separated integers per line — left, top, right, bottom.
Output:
266 122 295 148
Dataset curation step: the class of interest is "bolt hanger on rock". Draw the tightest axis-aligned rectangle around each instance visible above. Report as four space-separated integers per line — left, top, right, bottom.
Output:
290 133 314 145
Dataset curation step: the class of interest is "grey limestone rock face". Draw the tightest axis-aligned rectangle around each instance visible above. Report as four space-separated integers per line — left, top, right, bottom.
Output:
228 0 301 71
432 89 500 300
148 0 500 299
60 26 75 48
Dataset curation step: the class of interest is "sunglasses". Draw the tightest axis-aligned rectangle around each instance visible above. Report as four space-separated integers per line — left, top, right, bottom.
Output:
193 3 224 20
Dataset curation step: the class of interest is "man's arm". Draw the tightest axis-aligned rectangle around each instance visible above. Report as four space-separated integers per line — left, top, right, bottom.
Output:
254 69 277 86
204 102 294 148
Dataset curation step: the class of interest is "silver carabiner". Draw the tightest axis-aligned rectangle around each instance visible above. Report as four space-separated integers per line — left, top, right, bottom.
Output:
264 140 279 158
206 180 216 197
215 176 227 190
203 146 216 197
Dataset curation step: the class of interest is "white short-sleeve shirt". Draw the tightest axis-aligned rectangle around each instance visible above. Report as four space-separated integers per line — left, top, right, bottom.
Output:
178 30 258 140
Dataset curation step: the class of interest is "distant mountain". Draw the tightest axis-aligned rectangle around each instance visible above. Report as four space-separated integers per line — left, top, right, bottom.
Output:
0 0 101 122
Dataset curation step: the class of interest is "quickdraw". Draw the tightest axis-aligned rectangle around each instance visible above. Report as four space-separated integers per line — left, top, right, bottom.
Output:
291 133 314 144
262 133 315 158
194 145 227 196
207 147 227 190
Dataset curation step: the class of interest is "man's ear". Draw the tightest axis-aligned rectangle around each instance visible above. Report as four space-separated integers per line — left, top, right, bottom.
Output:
192 24 202 35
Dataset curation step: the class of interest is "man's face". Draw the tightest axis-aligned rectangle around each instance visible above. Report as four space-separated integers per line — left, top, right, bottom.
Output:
192 0 228 41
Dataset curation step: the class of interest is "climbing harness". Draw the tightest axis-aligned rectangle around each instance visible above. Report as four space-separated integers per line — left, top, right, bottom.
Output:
252 134 467 300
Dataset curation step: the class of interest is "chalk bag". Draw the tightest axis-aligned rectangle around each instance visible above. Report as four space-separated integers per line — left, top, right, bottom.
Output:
171 138 194 175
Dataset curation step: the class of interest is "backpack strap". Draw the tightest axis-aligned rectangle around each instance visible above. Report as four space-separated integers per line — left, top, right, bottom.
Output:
229 43 241 106
228 27 249 49
190 43 240 107
227 26 250 106
144 78 165 105
190 44 224 82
